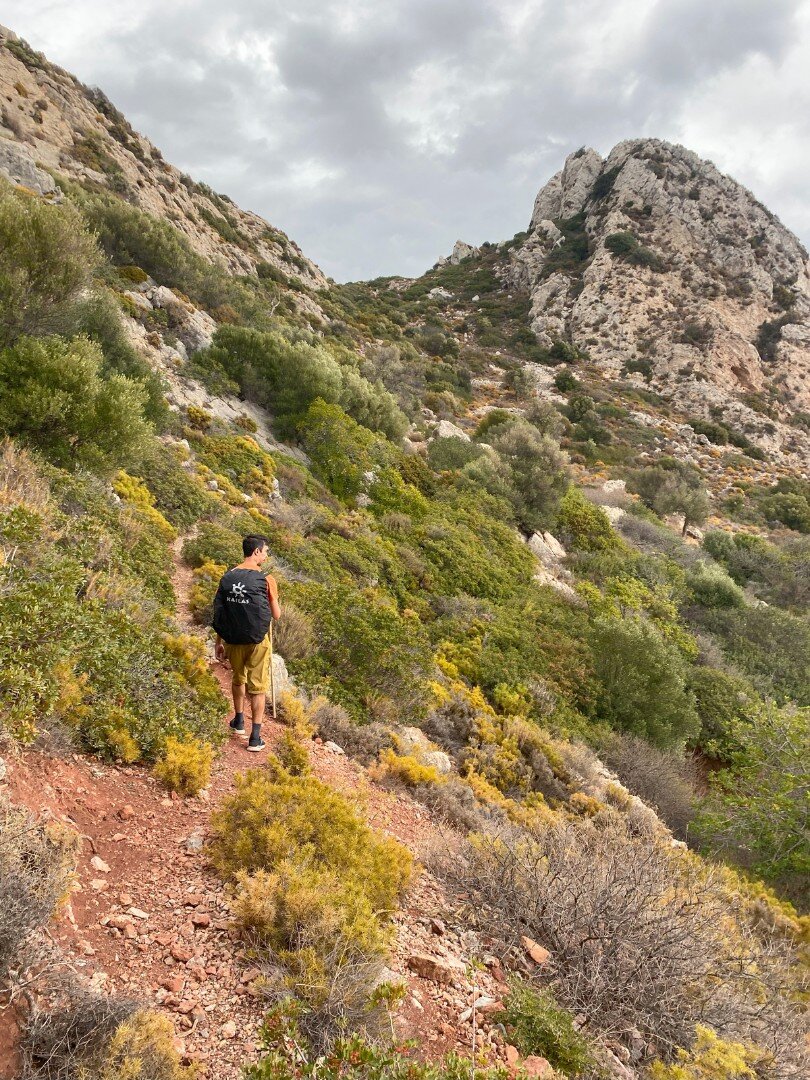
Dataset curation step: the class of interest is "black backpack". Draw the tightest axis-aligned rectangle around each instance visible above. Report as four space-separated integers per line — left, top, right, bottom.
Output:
212 568 272 645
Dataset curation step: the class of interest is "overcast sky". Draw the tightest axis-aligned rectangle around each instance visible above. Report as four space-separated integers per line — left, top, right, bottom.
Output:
5 1 810 281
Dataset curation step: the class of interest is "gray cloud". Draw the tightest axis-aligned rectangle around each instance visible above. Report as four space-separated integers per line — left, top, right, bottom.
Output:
5 0 810 280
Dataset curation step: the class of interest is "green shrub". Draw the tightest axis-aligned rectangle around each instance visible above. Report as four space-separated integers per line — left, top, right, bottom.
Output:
490 420 569 533
130 442 220 529
427 436 485 471
246 1006 510 1079
649 1025 767 1080
498 978 596 1075
182 521 242 569
190 432 275 494
289 581 432 721
0 335 150 473
687 667 759 760
685 562 745 609
590 615 700 746
0 179 100 348
556 487 619 552
694 703 810 896
189 559 225 624
605 231 665 271
0 470 225 758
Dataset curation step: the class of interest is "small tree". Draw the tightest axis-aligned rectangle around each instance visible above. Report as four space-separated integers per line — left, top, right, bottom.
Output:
491 419 569 533
590 614 700 746
0 180 100 347
0 335 150 472
695 703 809 892
629 459 709 534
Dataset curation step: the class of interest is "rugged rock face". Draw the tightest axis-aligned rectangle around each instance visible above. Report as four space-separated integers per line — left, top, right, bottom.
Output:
511 139 810 429
0 26 326 290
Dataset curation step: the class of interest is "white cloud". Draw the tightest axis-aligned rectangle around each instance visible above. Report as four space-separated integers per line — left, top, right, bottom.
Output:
4 0 809 279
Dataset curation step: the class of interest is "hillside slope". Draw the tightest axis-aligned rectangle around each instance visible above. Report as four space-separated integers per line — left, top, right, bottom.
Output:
0 24 325 291
0 25 808 1080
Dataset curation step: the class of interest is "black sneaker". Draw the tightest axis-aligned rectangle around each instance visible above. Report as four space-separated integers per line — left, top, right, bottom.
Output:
229 716 246 736
246 738 266 753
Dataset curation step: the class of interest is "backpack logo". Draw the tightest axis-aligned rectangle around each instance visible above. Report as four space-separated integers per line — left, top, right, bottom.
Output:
226 580 250 605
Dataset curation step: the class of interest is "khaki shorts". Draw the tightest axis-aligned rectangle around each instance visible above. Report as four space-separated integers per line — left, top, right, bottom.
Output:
224 635 270 695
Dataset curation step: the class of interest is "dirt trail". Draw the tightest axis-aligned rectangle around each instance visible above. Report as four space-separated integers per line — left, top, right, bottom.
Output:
2 542 509 1077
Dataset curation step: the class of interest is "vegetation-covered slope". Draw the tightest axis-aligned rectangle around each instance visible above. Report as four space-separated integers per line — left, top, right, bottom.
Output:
0 26 807 1080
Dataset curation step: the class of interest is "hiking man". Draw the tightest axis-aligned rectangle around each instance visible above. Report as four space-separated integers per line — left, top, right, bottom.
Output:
212 534 281 752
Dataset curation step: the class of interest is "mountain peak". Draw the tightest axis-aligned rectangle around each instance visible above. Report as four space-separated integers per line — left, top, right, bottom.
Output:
513 138 810 452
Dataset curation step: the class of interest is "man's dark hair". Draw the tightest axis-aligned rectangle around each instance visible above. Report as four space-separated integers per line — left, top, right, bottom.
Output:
243 534 270 558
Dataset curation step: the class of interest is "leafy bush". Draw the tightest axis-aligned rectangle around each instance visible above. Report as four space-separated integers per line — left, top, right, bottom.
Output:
290 581 432 721
276 729 311 776
556 487 619 552
497 979 596 1075
489 420 569 533
309 697 394 764
687 667 759 760
189 432 275 494
24 999 195 1080
685 562 745 608
246 1005 510 1079
590 615 700 746
649 1025 767 1080
427 436 485 472
605 231 665 271
0 335 150 473
374 749 442 787
189 559 226 624
210 769 412 914
130 442 220 529
182 521 242 569
0 179 100 348
694 703 809 902
211 768 412 1048
153 736 213 796
695 604 810 705
0 467 225 758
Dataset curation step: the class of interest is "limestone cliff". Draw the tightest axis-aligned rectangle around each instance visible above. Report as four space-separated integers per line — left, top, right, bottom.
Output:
511 140 810 438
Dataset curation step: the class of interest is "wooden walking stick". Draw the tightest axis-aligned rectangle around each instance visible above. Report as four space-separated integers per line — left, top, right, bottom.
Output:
268 620 277 719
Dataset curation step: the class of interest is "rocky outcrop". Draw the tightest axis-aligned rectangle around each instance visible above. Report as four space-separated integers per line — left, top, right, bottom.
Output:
511 139 810 447
450 240 481 264
0 138 59 197
0 26 326 291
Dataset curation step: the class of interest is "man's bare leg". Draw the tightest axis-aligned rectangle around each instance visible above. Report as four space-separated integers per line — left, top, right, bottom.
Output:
246 692 266 750
230 681 247 735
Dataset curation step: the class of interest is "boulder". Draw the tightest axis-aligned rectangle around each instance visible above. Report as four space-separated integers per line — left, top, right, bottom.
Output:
603 505 626 525
522 1057 553 1078
0 140 59 198
406 952 466 984
271 653 290 698
428 286 454 300
450 240 480 264
422 750 452 775
528 532 566 565
521 935 551 966
602 479 627 494
432 419 470 442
